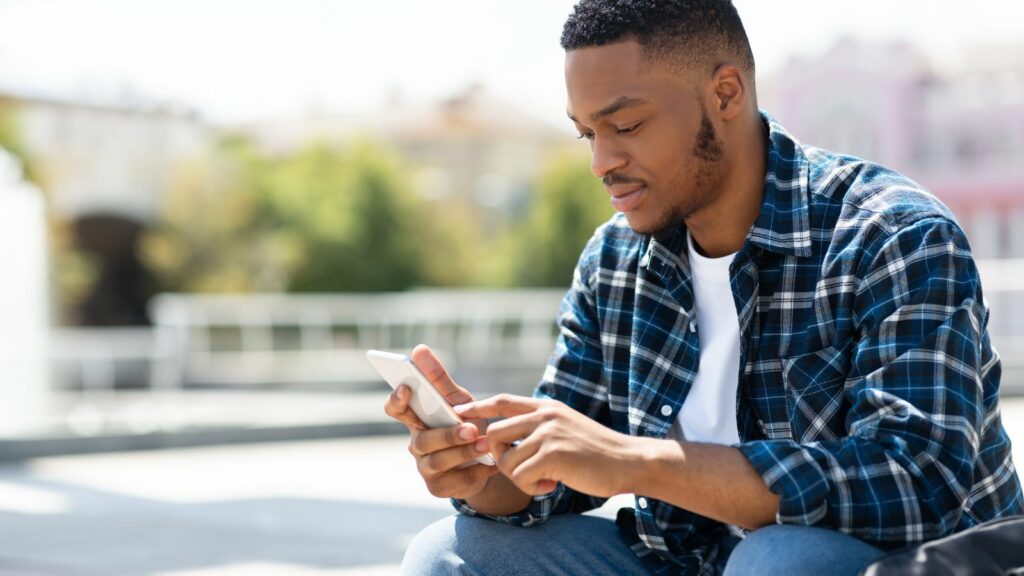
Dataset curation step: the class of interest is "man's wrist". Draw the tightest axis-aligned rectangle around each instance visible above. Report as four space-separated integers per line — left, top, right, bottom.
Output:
463 471 534 516
622 435 676 496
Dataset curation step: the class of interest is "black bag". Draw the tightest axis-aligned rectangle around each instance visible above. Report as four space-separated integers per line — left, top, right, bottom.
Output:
861 515 1024 576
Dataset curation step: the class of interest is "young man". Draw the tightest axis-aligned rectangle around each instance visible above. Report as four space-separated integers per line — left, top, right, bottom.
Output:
384 1 1024 574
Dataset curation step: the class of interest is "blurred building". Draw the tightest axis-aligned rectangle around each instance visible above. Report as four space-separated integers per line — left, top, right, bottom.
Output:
0 92 208 221
761 38 1024 258
0 92 209 324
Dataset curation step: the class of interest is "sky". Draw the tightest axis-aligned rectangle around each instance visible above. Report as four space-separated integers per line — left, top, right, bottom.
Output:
0 0 1021 130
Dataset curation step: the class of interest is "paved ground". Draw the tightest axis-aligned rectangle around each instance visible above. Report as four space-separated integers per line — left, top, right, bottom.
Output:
0 398 1022 576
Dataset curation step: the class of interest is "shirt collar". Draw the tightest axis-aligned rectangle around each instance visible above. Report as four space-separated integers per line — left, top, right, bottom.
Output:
747 112 813 258
643 111 812 271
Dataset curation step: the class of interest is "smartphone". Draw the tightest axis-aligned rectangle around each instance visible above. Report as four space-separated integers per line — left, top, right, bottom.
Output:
366 349 495 467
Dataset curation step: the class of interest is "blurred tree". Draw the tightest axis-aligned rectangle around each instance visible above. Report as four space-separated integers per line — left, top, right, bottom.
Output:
140 138 301 293
0 100 31 178
500 151 611 287
270 140 426 292
412 197 486 287
142 137 430 294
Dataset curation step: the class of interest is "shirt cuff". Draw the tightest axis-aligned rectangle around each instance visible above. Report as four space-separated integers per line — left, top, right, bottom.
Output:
450 482 567 527
738 439 831 525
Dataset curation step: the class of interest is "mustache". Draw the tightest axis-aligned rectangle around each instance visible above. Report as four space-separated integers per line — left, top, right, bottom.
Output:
602 174 646 187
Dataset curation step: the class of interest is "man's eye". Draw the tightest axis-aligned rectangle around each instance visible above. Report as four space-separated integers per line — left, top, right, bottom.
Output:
616 123 641 135
576 132 594 141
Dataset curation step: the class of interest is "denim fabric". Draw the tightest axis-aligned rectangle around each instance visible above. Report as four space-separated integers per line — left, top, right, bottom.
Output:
403 514 887 576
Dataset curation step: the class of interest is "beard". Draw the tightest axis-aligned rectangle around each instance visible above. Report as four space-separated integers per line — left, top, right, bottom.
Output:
628 102 725 235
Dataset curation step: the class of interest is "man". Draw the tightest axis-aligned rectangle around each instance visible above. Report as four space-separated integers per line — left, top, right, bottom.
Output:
385 1 1024 574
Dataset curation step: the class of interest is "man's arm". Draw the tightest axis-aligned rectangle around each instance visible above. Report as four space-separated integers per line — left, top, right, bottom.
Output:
458 394 780 528
735 216 1001 547
630 440 781 529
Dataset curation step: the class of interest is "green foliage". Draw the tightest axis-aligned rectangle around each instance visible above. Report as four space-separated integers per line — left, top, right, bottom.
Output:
502 151 612 287
0 101 39 184
142 134 611 294
141 139 301 293
274 141 426 292
420 199 488 288
0 101 24 163
142 138 428 293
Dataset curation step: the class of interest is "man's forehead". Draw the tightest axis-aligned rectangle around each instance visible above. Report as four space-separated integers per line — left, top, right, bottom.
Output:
565 42 697 122
565 43 650 118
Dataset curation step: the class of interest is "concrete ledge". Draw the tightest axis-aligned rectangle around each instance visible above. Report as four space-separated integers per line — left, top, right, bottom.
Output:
0 420 407 462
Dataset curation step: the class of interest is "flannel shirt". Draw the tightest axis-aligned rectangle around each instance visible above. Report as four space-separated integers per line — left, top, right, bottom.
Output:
453 113 1024 575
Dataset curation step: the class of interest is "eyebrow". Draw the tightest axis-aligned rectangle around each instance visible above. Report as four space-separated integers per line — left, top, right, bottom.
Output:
567 96 651 124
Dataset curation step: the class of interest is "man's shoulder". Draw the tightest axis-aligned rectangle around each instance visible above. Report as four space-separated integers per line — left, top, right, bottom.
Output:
803 146 961 239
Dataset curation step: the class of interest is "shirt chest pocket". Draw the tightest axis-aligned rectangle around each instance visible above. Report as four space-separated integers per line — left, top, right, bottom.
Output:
781 342 853 443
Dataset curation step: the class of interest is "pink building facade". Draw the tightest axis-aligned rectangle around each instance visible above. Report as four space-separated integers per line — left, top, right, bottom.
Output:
761 39 1024 259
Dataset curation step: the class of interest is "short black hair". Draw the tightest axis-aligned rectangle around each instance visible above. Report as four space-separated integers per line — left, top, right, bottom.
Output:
560 0 755 77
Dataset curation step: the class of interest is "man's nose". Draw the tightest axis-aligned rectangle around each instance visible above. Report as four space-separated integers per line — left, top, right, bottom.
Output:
590 137 627 178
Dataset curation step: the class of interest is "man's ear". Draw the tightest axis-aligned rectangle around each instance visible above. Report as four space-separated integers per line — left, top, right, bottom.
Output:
711 64 747 121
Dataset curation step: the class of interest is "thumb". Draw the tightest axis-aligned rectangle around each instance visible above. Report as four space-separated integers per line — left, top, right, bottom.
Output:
410 344 473 405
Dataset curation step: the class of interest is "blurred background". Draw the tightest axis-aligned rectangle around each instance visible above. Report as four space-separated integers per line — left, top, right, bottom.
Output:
0 1 1022 574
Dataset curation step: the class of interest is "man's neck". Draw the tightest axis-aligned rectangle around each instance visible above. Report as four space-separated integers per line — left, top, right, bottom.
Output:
686 114 767 258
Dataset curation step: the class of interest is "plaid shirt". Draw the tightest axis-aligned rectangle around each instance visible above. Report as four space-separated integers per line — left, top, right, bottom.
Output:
453 113 1024 574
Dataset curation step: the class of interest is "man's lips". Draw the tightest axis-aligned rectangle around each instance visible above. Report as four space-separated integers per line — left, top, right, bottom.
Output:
606 183 645 198
607 184 646 211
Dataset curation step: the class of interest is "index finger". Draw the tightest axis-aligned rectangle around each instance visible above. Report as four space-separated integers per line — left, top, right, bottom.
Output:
411 344 473 405
454 393 542 420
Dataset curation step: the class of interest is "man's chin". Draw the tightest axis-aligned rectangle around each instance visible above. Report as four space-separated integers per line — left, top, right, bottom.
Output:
622 211 674 236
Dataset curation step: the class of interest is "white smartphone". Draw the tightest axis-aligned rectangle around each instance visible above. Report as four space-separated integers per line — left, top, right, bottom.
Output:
366 349 495 467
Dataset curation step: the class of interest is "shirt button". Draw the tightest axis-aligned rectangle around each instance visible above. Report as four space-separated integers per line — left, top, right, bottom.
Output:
638 497 648 509
689 319 697 333
660 405 673 417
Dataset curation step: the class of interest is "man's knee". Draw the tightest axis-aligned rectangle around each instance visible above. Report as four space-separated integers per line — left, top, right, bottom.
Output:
723 524 886 576
401 515 513 576
402 516 463 576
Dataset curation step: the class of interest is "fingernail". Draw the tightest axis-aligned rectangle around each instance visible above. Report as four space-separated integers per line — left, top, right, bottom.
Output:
458 426 475 440
475 438 489 452
453 404 468 414
397 386 408 400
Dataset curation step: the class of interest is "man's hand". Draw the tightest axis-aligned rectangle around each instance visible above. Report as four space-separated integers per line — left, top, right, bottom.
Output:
383 345 498 500
454 394 646 498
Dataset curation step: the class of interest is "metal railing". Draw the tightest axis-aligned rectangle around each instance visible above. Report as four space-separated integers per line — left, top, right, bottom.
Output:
145 289 564 394
48 260 1024 396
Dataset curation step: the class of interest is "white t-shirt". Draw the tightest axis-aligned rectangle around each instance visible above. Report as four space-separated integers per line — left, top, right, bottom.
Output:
666 231 741 446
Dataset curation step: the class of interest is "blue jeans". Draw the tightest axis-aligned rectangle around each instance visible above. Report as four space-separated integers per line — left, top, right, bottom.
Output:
402 513 888 575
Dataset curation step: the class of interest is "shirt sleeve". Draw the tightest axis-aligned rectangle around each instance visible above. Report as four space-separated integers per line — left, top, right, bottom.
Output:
452 235 612 525
738 216 997 548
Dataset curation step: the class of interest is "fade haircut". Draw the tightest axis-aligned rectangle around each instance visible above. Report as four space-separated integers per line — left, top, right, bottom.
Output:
560 0 755 79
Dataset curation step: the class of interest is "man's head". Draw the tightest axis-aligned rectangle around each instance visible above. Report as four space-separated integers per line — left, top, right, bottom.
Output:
562 0 759 235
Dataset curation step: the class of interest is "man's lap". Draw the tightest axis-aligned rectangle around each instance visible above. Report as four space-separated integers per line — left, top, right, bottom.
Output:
401 513 650 576
723 524 887 576
401 513 887 576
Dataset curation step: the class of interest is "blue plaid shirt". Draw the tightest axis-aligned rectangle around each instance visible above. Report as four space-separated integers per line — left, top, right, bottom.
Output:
454 113 1024 574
